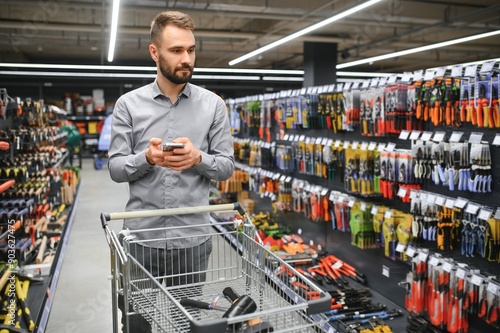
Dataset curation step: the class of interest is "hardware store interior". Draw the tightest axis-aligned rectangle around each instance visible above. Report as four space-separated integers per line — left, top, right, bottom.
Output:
1 0 500 332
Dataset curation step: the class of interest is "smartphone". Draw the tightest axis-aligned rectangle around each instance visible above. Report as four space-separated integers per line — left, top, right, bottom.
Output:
162 142 185 152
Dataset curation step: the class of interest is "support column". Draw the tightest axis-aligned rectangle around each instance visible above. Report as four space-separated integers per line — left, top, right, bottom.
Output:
303 41 337 87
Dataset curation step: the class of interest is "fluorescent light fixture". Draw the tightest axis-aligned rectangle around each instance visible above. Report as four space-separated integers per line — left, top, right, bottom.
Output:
0 71 156 78
228 0 383 66
107 0 121 62
192 75 261 81
336 71 394 77
195 68 304 75
0 71 262 81
0 63 153 71
337 29 500 69
262 76 304 82
0 63 303 75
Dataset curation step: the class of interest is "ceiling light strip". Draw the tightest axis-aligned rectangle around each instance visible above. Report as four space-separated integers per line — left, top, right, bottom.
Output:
337 29 500 69
107 0 121 62
0 71 264 81
228 0 384 66
0 63 303 75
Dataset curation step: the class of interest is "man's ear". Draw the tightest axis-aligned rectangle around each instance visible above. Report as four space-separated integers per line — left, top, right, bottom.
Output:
149 44 158 62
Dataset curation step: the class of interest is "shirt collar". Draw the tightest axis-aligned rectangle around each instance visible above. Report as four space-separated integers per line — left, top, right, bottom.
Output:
151 79 191 100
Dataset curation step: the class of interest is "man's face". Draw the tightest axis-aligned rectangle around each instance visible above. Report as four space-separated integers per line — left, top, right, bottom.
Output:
151 25 196 85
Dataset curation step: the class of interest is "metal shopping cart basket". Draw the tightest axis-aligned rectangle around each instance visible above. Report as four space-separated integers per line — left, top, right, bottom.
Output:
101 203 331 333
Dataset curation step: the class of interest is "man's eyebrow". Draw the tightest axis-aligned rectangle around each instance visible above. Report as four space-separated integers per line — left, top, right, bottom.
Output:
169 44 196 50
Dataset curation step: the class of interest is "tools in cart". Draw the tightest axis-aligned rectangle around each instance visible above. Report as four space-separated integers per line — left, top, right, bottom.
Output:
180 292 275 333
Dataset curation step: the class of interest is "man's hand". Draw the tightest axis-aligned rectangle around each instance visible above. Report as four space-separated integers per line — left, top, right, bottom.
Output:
146 137 201 171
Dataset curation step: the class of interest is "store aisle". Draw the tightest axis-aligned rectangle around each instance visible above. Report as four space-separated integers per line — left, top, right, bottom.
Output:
46 159 128 333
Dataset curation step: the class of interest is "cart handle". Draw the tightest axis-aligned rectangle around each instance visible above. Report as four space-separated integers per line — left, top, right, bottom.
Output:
100 202 246 228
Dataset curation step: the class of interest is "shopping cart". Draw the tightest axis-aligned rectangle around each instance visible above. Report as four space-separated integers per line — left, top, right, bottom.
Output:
101 203 331 333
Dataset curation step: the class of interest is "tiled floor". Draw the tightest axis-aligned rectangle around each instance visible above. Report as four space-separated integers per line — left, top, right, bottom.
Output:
46 159 127 333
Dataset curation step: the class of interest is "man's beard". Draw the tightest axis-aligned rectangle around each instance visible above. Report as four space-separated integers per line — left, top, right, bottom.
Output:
159 55 193 85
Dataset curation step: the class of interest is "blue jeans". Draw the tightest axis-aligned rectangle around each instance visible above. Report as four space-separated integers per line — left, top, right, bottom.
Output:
118 238 213 333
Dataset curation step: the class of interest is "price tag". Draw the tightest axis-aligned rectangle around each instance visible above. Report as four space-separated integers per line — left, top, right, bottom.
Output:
360 142 368 150
495 208 500 220
409 131 421 140
480 60 496 73
468 132 483 144
426 194 436 204
471 274 484 286
371 205 379 215
283 134 289 141
385 142 396 152
337 195 345 203
348 198 356 208
343 141 350 149
377 143 386 152
368 142 377 151
465 203 480 215
335 140 341 148
362 80 370 89
418 252 429 262
399 130 411 140
435 196 446 206
424 69 435 81
360 202 367 211
478 209 492 221
432 132 446 142
449 131 464 143
406 247 416 258
464 64 478 77
451 65 463 78
285 176 292 182
413 70 424 81
382 265 390 278
493 133 500 146
316 137 323 144
351 141 359 150
299 134 306 141
387 74 398 85
329 191 336 202
384 210 393 219
409 189 419 200
487 282 499 294
429 256 440 267
396 242 406 253
443 261 453 273
434 67 447 78
400 72 412 83
456 268 467 279
454 197 468 209
397 187 407 198
445 198 456 209
421 131 433 141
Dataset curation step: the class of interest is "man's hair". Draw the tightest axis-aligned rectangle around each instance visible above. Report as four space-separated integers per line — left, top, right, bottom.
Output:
150 11 195 45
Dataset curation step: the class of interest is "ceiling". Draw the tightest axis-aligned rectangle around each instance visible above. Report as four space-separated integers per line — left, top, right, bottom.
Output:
1 0 500 83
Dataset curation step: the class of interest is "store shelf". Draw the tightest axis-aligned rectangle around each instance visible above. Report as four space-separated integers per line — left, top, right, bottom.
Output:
33 183 80 333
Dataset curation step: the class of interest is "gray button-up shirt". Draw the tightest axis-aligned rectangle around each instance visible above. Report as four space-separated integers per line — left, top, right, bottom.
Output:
108 80 234 248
